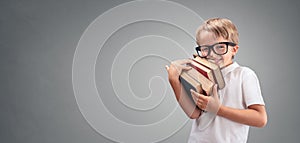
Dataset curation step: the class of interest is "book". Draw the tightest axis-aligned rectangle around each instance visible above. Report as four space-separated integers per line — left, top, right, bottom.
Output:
179 71 203 102
184 68 214 95
193 56 225 89
187 60 216 85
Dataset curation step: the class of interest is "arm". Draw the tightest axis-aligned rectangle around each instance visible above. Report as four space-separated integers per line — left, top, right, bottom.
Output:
166 59 201 119
219 69 268 127
169 77 201 119
191 85 268 127
217 104 267 127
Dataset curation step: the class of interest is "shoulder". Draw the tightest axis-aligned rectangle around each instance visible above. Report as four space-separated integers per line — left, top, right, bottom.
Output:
235 64 259 82
222 62 259 80
234 63 256 75
227 63 259 81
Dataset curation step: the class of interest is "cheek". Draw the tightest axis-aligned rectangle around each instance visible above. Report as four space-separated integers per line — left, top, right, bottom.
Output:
222 54 233 63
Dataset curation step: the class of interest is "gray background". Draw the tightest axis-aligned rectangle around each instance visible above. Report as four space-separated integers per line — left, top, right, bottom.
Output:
1 0 300 142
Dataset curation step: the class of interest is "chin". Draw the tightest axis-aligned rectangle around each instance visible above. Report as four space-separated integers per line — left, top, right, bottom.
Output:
216 61 224 67
208 59 224 67
220 62 233 68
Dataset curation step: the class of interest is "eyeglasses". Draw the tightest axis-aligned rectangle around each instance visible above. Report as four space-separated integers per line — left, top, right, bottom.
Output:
195 42 237 58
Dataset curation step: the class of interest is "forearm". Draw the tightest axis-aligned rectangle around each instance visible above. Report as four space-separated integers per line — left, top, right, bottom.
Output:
169 78 201 119
217 105 267 127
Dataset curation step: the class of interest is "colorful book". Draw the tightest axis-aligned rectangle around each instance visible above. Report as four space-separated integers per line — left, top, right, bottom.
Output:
184 68 214 95
179 71 203 103
187 60 216 85
193 56 225 89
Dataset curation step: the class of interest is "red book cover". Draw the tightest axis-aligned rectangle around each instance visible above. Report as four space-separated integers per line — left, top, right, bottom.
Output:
187 61 209 78
192 59 210 69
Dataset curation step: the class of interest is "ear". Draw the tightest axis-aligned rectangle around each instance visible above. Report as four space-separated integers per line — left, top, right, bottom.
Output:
231 45 239 56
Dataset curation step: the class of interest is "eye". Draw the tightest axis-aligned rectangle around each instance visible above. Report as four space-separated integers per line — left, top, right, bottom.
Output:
200 47 209 51
216 45 225 49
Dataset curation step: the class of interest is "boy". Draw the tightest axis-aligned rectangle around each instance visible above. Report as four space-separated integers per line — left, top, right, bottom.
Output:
165 18 267 143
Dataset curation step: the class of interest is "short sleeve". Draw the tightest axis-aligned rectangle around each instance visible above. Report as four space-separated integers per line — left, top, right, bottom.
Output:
242 68 265 107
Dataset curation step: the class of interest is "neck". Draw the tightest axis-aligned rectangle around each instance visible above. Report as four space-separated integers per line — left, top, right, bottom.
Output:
220 61 233 69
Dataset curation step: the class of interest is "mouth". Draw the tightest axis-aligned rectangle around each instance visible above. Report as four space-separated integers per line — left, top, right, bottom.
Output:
208 59 221 64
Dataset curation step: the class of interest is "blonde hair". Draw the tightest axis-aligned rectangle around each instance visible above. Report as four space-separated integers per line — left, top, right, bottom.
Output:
196 18 239 45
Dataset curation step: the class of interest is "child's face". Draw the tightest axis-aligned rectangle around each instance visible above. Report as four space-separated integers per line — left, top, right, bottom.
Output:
197 31 239 68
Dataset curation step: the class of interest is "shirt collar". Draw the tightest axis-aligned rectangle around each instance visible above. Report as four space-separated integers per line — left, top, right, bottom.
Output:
221 62 239 76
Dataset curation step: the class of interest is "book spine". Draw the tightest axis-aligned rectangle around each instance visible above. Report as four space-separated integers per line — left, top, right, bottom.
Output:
193 57 225 89
188 62 217 84
187 63 209 78
192 59 210 70
185 69 213 95
179 75 195 104
179 72 203 102
214 70 225 89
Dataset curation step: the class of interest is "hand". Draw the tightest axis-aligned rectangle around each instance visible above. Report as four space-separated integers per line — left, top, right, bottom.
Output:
191 84 221 114
165 59 192 81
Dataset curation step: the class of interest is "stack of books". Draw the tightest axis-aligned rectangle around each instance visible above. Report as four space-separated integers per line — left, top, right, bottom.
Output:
179 56 225 102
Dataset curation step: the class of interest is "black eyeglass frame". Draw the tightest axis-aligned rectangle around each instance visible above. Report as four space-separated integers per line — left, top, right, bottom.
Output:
195 42 237 58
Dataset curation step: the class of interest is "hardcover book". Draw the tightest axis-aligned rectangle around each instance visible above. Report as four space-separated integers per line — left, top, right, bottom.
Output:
179 71 203 102
184 68 214 95
193 56 225 89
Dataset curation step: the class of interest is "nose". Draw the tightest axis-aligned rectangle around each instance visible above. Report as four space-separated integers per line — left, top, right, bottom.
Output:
207 48 217 59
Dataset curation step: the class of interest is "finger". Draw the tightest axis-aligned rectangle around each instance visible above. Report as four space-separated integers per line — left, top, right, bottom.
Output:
181 65 192 71
212 84 218 97
192 89 207 100
191 89 204 109
179 59 192 65
174 59 191 65
190 89 199 102
190 89 199 96
190 89 198 98
192 90 207 105
165 65 169 71
202 103 207 110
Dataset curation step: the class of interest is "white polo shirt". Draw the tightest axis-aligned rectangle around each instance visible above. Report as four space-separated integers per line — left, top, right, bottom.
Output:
188 62 265 143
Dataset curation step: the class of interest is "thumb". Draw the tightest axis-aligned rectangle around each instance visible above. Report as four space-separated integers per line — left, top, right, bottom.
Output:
190 89 199 102
190 89 197 96
212 84 218 97
165 65 169 71
190 89 200 98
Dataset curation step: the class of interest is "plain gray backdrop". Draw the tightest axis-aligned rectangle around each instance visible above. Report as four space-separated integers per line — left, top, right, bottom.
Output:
1 0 300 142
